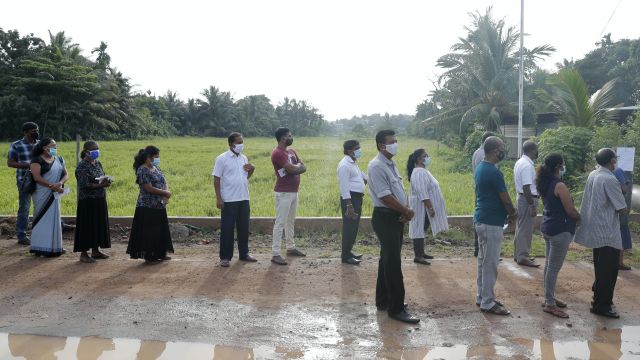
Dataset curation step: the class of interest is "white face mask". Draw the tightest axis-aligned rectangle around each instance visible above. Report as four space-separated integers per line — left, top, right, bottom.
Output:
385 143 398 155
234 144 244 153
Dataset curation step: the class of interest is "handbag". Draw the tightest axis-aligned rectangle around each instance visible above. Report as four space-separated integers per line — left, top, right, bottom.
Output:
20 169 36 194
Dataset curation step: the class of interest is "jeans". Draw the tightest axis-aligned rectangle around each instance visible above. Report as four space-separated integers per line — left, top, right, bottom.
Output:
475 223 503 310
16 179 32 240
219 200 250 260
543 232 572 306
340 192 363 260
272 192 298 256
373 207 406 315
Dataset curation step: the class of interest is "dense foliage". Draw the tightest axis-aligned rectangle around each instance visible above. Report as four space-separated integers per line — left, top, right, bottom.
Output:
1 28 406 141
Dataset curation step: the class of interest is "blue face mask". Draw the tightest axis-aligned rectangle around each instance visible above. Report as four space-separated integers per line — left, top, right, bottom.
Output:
89 150 100 160
353 149 362 159
152 158 160 167
424 157 432 168
48 147 58 156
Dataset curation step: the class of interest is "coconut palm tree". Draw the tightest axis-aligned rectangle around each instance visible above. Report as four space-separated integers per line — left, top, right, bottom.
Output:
423 7 554 134
536 68 621 128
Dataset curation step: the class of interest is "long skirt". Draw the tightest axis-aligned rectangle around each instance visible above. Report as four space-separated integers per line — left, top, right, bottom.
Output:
74 197 111 252
127 206 174 260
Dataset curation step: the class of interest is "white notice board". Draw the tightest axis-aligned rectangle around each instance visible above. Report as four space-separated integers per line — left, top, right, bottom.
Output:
617 147 635 172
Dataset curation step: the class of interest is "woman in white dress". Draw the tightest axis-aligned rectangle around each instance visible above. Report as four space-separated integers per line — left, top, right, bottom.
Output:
407 149 449 265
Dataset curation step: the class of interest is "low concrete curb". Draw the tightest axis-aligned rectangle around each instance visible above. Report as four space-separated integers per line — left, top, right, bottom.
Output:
3 214 638 234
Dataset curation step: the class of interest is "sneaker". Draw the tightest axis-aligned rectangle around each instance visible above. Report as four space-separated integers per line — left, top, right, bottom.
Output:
220 259 230 267
17 238 30 246
286 249 306 257
271 255 288 265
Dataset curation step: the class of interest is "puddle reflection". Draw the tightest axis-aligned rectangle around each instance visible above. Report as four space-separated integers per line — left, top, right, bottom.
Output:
0 326 637 359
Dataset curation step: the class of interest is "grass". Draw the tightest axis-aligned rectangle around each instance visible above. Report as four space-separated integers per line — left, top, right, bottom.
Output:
1 136 479 217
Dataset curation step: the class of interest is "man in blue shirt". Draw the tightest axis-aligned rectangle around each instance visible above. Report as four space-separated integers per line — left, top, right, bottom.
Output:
7 122 40 245
474 136 517 315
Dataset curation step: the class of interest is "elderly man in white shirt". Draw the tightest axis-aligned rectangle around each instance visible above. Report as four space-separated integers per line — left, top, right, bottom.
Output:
513 140 540 267
575 148 628 319
337 140 368 265
213 132 257 267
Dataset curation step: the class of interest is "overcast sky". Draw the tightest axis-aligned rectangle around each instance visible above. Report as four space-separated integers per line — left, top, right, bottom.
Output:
2 0 638 120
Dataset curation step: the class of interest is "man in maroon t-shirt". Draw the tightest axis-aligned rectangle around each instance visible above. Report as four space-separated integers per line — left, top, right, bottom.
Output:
270 127 307 265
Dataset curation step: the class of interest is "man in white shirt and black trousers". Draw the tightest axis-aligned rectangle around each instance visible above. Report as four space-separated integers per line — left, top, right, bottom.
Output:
337 140 367 265
513 140 540 267
213 132 257 267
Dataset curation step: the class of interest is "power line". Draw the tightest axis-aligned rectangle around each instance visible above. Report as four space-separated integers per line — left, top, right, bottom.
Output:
600 0 623 37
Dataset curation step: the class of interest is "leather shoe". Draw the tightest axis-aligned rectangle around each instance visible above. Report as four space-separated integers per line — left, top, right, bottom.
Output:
590 307 620 319
422 253 434 260
517 259 540 267
17 238 31 245
342 257 361 265
61 223 76 232
350 253 363 260
286 249 306 257
240 255 258 262
271 255 288 265
390 310 420 324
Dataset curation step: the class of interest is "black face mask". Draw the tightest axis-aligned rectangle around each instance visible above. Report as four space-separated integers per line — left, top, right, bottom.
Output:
30 132 39 140
286 138 293 146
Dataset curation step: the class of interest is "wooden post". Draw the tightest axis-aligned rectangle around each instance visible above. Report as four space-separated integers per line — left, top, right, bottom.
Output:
76 134 81 164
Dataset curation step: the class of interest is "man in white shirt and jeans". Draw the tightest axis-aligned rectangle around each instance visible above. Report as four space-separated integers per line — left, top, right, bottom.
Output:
337 140 367 265
213 132 257 267
513 140 540 267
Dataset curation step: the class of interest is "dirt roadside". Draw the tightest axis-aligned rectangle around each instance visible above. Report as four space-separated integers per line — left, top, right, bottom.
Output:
0 226 639 359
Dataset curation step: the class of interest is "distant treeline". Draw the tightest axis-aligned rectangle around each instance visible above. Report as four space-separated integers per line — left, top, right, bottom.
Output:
0 28 413 141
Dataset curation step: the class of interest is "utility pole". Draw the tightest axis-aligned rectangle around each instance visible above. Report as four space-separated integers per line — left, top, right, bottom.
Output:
518 0 525 158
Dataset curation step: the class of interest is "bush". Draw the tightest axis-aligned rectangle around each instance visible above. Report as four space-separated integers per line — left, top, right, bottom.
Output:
589 121 621 154
538 126 593 174
621 111 640 178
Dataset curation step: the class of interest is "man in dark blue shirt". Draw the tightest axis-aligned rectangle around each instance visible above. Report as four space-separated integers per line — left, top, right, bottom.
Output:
7 122 40 245
474 136 517 315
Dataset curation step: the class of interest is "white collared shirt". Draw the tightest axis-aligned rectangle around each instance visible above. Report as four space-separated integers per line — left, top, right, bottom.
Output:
336 155 367 199
513 154 538 196
212 150 250 202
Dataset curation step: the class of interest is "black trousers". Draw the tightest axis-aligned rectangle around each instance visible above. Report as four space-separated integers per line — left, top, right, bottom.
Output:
372 207 406 315
220 200 250 260
592 246 620 311
340 192 363 260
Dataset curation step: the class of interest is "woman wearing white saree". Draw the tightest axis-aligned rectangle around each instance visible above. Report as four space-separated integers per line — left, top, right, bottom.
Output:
407 148 449 265
29 138 69 257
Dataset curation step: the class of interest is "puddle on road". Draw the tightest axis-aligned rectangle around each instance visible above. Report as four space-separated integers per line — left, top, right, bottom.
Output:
0 327 638 359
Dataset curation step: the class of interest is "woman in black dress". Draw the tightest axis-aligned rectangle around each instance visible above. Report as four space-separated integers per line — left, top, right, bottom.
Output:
127 145 174 263
74 140 111 263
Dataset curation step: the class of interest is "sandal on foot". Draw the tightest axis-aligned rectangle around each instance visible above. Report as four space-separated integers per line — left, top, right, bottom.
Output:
91 252 110 259
541 299 567 308
543 305 569 318
80 255 96 263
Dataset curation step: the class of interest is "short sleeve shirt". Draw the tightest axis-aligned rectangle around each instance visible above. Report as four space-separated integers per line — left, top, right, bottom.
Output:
212 150 250 202
474 161 508 226
574 167 628 249
514 155 538 195
472 147 484 174
75 159 106 200
271 147 302 193
136 166 167 209
8 138 37 181
367 153 407 208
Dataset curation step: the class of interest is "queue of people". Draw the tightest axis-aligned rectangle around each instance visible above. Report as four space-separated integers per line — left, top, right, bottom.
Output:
5 123 635 324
